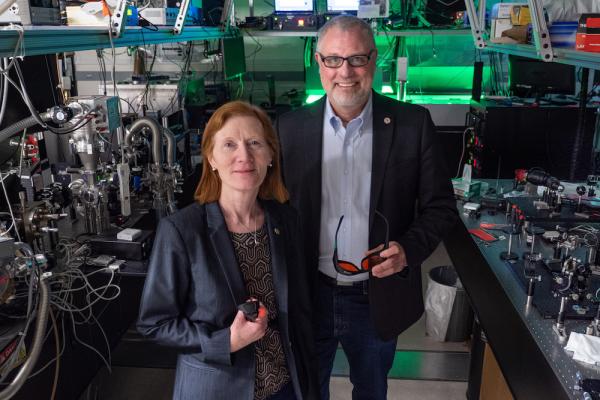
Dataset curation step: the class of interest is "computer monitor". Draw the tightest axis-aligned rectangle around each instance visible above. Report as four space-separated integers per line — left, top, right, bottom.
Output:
273 0 314 14
509 55 575 98
326 0 359 14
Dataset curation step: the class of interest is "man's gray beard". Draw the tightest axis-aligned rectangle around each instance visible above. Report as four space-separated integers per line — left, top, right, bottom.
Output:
330 88 370 109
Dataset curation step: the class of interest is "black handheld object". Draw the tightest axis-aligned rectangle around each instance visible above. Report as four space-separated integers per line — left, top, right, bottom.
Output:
237 300 259 322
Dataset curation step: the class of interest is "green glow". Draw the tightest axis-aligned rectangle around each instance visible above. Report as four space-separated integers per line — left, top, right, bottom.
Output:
389 351 423 379
332 349 425 380
406 66 491 92
304 65 489 105
304 92 472 105
305 93 325 104
402 94 472 104
224 72 245 81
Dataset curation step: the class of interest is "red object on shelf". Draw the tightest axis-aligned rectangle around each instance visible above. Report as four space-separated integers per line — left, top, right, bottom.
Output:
579 14 600 29
576 13 600 52
576 33 600 52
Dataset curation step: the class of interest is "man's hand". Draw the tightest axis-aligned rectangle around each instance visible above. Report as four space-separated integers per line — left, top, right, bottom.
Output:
365 241 408 278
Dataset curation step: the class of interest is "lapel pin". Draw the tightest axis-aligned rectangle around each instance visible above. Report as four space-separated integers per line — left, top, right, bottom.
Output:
274 228 280 235
384 117 391 125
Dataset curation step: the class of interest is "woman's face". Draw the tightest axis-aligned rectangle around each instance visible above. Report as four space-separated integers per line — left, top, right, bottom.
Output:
209 115 273 198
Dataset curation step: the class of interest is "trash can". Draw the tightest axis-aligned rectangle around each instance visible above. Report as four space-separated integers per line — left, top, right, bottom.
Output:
425 266 474 342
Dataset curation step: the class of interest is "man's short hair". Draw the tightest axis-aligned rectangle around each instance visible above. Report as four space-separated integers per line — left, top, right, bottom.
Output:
316 15 376 52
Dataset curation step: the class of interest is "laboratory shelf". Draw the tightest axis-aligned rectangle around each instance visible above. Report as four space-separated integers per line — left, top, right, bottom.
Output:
485 42 600 70
241 28 471 38
0 25 235 58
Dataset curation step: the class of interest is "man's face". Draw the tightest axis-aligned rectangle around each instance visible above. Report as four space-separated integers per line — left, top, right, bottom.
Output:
316 27 377 115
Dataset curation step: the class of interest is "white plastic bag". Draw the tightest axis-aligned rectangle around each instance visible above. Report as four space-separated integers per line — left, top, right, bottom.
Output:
425 272 457 342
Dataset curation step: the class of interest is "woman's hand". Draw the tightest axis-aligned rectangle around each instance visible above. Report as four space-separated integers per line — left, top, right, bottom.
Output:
230 304 268 353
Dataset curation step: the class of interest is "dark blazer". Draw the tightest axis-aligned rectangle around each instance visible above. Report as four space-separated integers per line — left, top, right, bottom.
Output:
277 92 458 341
137 201 319 400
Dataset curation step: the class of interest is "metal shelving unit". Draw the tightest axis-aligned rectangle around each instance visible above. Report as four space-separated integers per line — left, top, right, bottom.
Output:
464 0 600 70
241 28 471 38
241 29 317 37
379 28 471 37
552 47 600 70
0 25 235 58
484 43 600 70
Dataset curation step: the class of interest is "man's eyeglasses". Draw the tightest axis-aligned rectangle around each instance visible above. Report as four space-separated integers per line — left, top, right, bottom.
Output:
332 210 389 276
317 49 375 68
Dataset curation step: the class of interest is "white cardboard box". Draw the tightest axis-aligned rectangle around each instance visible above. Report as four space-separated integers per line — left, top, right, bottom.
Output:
491 18 514 41
492 3 522 19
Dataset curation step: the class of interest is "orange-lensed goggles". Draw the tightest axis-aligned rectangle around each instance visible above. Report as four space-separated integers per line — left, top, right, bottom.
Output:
332 211 389 276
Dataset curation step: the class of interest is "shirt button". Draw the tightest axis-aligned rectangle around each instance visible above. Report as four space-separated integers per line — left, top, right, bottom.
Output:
344 170 348 175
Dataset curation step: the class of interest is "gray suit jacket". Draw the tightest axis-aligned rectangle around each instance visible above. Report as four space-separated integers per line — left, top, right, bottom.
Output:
137 201 319 400
278 92 458 341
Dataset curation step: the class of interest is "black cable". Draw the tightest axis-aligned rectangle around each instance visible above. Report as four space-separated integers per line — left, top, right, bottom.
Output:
488 53 496 95
47 116 93 135
139 40 158 115
138 15 159 31
239 32 262 102
499 56 506 95
493 53 503 96
44 55 59 107
96 49 107 96
429 27 436 58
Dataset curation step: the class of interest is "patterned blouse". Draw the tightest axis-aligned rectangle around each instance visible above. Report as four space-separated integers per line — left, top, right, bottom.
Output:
229 224 290 400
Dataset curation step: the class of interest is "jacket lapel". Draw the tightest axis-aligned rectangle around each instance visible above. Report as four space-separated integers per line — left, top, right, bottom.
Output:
370 92 395 231
206 202 247 305
304 99 326 231
263 203 288 321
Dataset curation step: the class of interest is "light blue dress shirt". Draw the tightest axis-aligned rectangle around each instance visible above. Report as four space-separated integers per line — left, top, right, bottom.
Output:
318 94 373 282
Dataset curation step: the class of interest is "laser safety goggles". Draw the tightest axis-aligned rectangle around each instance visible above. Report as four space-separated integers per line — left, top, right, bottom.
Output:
332 210 389 276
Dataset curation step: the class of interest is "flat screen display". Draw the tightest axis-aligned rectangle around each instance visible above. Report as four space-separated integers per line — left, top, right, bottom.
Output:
509 55 575 96
326 0 358 13
274 0 314 13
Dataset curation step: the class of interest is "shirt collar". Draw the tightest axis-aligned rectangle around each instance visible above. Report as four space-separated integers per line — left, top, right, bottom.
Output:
325 92 373 137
